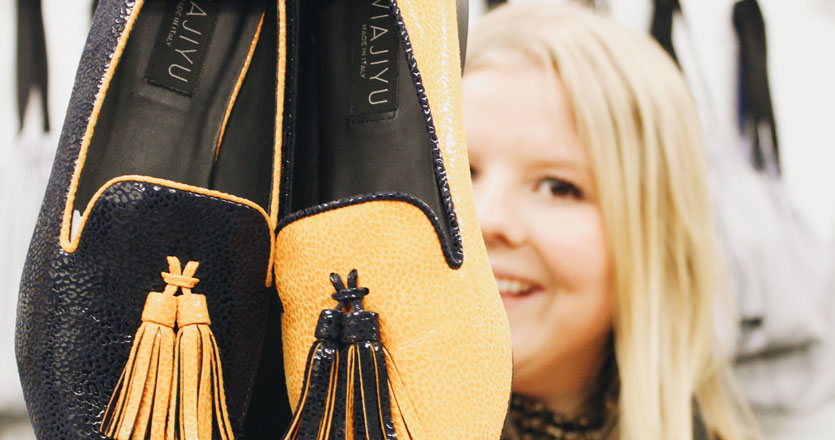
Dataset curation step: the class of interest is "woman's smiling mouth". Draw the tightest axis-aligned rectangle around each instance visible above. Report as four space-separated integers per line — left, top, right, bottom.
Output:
493 273 544 307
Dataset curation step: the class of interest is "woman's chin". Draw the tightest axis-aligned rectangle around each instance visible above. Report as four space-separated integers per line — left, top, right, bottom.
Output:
509 350 553 398
504 290 561 384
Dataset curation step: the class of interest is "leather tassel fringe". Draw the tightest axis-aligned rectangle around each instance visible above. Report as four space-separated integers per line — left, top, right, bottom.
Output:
101 291 177 440
282 310 344 440
282 270 397 440
343 310 397 440
101 256 235 440
172 262 235 440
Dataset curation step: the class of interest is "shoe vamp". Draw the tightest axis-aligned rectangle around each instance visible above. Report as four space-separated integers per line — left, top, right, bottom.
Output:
19 178 273 439
276 199 512 439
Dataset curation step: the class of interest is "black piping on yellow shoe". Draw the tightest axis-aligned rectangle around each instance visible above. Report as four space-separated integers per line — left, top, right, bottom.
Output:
273 0 512 438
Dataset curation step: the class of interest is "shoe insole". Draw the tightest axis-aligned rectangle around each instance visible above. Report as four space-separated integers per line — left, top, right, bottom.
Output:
289 0 452 240
75 0 275 212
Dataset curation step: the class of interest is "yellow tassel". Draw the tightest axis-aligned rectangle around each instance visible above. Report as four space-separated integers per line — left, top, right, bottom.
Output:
100 285 177 439
103 256 236 440
172 259 235 440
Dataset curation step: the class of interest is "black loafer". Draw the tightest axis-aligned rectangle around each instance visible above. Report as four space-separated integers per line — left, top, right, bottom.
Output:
16 0 291 438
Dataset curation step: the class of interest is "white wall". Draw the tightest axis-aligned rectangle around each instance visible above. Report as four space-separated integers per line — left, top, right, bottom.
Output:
763 0 835 241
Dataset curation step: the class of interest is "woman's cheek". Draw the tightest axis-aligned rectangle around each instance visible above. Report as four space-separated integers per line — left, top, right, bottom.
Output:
530 203 610 293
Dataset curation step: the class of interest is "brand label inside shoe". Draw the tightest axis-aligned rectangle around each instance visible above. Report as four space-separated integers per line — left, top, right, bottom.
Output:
145 0 219 96
350 0 399 120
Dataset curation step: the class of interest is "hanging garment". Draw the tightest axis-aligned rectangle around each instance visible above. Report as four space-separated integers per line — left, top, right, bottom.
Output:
648 0 779 174
705 128 835 410
733 0 780 175
650 0 681 64
651 0 835 410
15 0 49 132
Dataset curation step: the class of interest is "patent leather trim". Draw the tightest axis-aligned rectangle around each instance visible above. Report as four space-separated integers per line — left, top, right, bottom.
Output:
277 0 466 270
389 0 464 267
277 192 462 269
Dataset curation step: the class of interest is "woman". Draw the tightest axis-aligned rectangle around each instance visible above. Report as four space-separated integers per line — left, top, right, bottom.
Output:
464 4 755 439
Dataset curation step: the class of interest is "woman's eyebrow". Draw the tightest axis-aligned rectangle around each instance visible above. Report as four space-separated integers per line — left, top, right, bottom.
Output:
525 156 589 173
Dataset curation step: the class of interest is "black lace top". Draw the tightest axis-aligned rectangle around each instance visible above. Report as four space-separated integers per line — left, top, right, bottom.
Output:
503 349 619 440
503 393 617 440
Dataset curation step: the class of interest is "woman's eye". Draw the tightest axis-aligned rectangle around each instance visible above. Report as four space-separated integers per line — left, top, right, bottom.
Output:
534 177 583 200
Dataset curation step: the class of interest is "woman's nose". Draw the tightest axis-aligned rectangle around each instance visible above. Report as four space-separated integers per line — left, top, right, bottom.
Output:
474 173 526 248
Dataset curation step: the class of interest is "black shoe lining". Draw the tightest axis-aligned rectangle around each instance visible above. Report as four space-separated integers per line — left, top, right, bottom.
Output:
286 0 457 258
75 0 276 213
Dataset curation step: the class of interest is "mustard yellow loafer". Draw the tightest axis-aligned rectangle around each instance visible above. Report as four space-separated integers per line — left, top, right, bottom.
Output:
274 0 513 438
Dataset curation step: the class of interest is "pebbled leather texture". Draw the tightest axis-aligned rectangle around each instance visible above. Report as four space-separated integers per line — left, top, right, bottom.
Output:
14 0 279 437
17 179 274 439
276 0 512 438
276 199 513 439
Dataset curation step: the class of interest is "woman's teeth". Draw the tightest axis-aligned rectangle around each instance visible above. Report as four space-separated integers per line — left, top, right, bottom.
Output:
495 277 536 296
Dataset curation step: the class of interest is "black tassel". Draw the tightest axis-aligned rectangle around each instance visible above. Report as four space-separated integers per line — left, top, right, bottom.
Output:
335 271 397 440
344 312 397 440
284 270 398 440
282 310 344 440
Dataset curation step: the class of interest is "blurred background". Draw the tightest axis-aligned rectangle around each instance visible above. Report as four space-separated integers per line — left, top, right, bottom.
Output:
1 0 833 438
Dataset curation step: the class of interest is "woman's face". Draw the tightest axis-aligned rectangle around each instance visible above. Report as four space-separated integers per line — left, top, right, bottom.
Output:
464 65 615 398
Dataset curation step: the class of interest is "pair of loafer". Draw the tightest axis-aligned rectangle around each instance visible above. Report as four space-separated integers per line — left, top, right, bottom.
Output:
15 0 512 439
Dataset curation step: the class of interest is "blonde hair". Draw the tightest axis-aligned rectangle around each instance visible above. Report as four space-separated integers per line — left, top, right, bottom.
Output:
467 4 754 439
